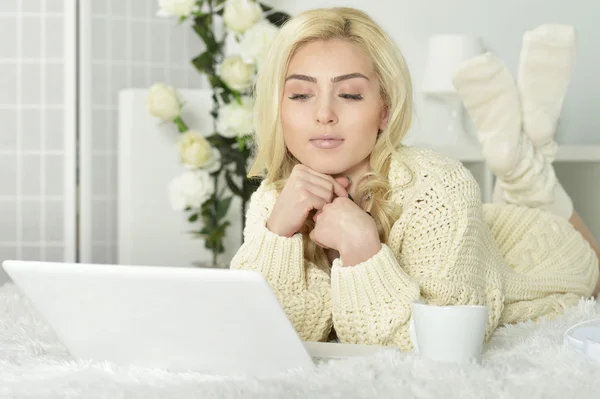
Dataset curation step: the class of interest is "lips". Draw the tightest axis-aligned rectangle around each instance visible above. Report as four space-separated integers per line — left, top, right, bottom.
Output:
309 135 344 149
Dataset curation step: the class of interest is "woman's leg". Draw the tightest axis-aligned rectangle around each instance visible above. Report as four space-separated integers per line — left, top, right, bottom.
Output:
453 25 600 297
569 211 600 296
519 24 600 296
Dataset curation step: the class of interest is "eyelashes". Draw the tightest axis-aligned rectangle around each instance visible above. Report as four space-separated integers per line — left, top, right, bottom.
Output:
288 93 363 101
340 94 363 100
288 94 310 100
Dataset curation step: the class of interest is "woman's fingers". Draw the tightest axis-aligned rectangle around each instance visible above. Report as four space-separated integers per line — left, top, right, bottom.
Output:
299 168 349 199
299 189 327 214
309 229 329 249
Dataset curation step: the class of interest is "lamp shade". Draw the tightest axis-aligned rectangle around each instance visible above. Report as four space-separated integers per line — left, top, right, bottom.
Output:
422 34 484 97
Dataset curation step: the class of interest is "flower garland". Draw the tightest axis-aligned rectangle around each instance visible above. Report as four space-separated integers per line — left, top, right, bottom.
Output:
147 0 290 266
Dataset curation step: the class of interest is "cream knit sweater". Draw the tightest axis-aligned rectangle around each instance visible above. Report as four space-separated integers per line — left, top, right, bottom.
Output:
230 146 599 351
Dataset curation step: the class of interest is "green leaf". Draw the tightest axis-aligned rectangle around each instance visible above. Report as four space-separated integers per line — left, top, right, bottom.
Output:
214 2 225 16
225 171 244 197
188 213 199 223
265 12 290 28
219 90 232 104
193 15 220 53
192 51 214 75
219 220 231 230
235 135 253 151
259 2 274 12
216 196 233 220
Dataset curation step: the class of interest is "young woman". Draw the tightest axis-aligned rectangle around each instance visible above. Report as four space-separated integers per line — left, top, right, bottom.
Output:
229 7 600 351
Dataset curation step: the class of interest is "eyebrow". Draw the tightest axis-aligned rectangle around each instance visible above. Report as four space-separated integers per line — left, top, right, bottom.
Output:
284 72 369 83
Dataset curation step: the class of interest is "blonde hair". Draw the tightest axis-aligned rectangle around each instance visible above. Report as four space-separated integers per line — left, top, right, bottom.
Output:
248 7 413 265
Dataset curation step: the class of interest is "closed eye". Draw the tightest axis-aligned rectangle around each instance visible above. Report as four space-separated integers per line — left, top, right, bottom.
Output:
340 94 363 100
289 94 311 101
288 93 363 101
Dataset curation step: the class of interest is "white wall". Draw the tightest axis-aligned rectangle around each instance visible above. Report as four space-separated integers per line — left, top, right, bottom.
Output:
0 0 76 286
270 0 600 146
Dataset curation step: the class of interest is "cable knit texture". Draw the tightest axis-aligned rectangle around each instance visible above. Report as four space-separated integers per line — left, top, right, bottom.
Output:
229 146 599 351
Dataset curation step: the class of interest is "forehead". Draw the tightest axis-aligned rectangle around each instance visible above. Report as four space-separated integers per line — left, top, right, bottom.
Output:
287 39 375 77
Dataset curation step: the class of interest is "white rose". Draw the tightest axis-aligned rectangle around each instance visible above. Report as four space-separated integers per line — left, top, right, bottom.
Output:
217 97 254 138
156 0 199 18
218 55 255 91
223 0 263 34
240 20 279 66
167 170 214 211
178 130 213 168
201 147 222 173
147 83 182 122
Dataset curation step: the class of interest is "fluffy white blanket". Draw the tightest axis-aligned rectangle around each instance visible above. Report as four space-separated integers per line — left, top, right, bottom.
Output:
1 282 599 399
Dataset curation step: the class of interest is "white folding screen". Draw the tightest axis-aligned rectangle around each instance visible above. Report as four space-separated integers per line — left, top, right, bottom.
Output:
79 0 205 264
0 0 204 285
0 0 76 282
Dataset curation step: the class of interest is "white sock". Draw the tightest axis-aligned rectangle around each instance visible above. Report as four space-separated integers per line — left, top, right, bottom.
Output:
491 141 573 219
455 51 574 219
496 138 557 205
541 182 574 220
453 52 523 178
518 24 576 151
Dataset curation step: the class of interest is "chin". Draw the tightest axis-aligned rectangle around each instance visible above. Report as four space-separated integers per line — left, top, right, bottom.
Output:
301 158 352 175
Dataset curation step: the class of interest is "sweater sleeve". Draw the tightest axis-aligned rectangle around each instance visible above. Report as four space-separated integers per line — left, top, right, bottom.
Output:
331 163 500 351
331 244 421 350
229 182 332 342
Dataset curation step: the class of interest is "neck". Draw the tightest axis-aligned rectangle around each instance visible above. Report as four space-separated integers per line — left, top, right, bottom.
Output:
335 159 370 198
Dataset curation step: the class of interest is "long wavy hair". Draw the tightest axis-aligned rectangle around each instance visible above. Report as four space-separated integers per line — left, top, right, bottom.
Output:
248 7 413 266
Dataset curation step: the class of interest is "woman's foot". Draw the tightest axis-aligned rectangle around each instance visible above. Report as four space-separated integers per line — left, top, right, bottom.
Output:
518 24 576 161
453 52 560 210
452 52 523 178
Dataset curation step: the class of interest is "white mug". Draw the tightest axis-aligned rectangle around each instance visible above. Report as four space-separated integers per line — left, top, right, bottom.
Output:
410 302 489 364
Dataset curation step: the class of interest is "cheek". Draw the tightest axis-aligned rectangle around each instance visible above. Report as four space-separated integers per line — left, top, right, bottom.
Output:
342 105 381 143
281 101 312 145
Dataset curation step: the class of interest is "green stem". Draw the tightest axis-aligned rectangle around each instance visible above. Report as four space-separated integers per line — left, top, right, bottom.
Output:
209 0 222 268
212 174 219 267
241 179 247 244
173 116 188 133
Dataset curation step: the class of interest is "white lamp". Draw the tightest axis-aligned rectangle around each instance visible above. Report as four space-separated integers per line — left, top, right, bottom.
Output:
422 34 485 145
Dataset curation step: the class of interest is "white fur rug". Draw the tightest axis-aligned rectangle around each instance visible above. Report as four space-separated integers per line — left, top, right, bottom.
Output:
1 282 599 399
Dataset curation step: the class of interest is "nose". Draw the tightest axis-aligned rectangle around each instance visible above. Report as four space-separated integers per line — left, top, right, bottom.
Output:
315 97 338 126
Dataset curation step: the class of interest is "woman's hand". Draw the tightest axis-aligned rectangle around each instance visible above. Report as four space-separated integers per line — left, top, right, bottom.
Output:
309 197 381 266
266 164 350 238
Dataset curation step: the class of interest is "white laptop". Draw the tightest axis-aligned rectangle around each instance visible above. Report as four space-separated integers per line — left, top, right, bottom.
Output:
2 260 388 377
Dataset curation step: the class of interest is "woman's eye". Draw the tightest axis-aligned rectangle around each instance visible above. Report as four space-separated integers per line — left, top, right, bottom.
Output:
288 94 311 100
339 93 363 100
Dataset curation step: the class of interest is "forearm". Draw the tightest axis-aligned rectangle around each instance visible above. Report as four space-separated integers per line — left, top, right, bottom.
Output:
331 244 421 351
230 224 332 341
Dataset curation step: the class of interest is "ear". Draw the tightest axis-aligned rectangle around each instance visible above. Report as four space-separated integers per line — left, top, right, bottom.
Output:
379 103 389 131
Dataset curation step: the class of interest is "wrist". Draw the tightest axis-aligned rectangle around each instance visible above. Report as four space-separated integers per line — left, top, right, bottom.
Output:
266 217 294 238
339 236 381 266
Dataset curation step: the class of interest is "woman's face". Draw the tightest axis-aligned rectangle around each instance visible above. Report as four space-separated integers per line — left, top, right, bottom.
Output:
281 39 388 176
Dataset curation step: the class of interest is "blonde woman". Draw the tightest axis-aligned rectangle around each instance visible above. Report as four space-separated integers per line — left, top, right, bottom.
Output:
229 7 600 351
